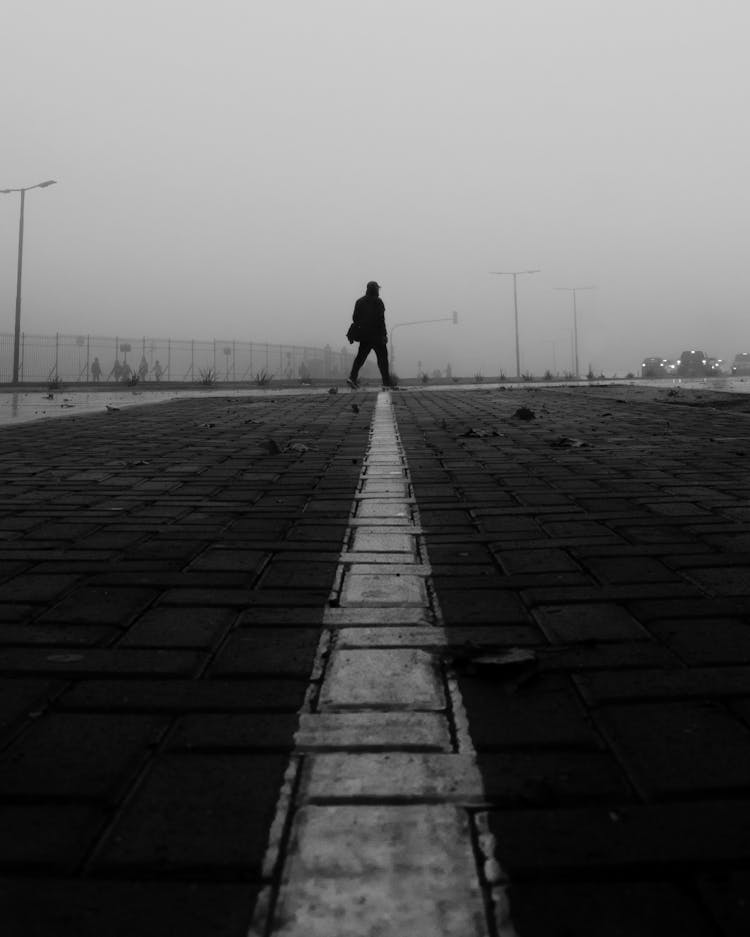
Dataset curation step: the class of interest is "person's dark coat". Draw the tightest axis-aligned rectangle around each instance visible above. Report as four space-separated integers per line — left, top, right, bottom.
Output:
352 288 387 344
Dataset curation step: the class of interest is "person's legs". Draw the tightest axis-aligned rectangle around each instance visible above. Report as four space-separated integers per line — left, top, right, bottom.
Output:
350 341 373 382
373 342 392 386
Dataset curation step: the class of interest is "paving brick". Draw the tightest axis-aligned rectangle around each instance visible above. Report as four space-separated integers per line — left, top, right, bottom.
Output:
594 701 750 799
695 869 750 937
0 574 80 604
506 881 713 937
93 753 288 875
119 606 237 648
648 617 750 664
166 713 299 751
0 678 61 743
188 548 269 573
0 713 166 801
495 548 581 574
57 678 307 712
208 629 320 677
0 648 201 677
458 677 601 749
478 750 633 805
0 805 106 872
437 590 531 625
37 586 158 626
259 563 337 590
487 800 750 874
574 667 750 705
533 603 650 643
0 879 260 937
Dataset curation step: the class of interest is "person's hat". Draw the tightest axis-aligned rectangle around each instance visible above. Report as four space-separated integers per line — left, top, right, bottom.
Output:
366 280 380 290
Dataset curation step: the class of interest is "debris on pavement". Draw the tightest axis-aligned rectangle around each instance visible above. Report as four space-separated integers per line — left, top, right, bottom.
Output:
459 427 501 438
550 435 589 448
445 645 538 690
512 407 536 421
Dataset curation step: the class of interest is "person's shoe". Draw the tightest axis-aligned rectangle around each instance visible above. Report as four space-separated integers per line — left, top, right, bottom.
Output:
346 377 359 390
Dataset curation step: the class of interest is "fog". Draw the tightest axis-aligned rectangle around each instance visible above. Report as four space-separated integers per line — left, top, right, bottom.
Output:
2 0 749 378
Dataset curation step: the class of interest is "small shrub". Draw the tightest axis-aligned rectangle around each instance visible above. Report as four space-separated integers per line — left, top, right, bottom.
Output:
127 373 139 387
255 370 274 386
474 372 484 383
199 368 216 385
421 373 429 384
498 371 506 382
543 370 553 381
626 371 635 380
521 371 534 382
47 378 63 391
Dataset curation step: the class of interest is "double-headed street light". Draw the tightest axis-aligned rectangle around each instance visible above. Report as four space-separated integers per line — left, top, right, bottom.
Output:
490 269 540 379
1 179 57 383
553 285 596 378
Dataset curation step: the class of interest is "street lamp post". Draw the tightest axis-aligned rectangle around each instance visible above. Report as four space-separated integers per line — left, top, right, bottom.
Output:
1 180 57 383
490 270 540 379
553 286 596 378
389 310 458 376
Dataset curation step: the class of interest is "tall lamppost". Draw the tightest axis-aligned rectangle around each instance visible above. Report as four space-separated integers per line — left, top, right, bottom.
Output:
554 286 596 378
490 269 540 378
0 179 57 383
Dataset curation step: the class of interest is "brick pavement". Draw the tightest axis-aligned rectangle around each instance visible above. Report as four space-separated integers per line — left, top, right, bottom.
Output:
0 393 374 936
2 384 750 934
393 385 750 936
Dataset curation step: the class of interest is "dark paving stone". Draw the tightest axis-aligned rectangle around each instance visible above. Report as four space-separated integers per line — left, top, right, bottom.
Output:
166 713 299 751
57 678 307 712
594 701 750 799
208 629 320 677
648 618 750 665
0 678 62 743
119 607 237 648
0 574 80 604
506 880 713 937
480 750 633 806
532 603 650 643
0 805 106 873
188 548 270 573
0 879 261 937
93 753 288 876
0 648 202 677
0 624 119 647
487 800 750 875
496 548 581 574
0 713 167 801
37 586 159 626
575 667 750 705
438 590 531 625
695 869 750 937
459 677 601 750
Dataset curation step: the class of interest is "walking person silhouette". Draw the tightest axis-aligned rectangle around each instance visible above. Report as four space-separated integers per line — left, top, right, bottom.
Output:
346 281 395 389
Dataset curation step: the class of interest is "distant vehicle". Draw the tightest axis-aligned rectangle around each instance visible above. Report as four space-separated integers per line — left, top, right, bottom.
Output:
663 359 678 376
676 350 708 378
641 357 669 378
732 353 750 376
705 357 724 376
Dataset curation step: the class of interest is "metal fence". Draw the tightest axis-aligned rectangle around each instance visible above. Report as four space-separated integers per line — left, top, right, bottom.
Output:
0 333 368 384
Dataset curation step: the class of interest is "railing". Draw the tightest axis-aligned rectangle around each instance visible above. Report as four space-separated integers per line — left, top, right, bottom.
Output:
0 333 369 384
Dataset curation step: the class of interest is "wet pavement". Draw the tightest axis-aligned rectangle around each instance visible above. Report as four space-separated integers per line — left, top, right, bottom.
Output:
1 384 750 934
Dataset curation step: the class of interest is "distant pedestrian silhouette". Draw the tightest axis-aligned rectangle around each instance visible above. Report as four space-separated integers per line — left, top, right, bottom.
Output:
91 357 102 382
347 281 394 388
137 355 149 381
152 359 163 382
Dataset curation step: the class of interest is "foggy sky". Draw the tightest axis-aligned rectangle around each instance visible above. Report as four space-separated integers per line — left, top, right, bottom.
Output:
2 0 749 377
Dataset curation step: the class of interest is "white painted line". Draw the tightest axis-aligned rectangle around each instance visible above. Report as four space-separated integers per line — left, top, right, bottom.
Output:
251 392 513 937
